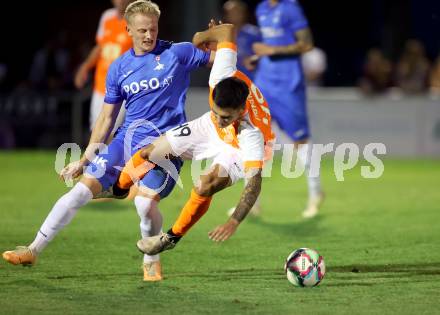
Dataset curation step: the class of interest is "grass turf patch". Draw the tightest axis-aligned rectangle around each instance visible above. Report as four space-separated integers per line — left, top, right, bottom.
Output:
0 151 439 314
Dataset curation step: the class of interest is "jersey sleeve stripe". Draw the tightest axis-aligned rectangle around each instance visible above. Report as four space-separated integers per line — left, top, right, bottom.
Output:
244 160 263 170
217 41 237 51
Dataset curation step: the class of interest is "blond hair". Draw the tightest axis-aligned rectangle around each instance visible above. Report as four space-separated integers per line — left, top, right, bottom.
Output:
125 0 161 23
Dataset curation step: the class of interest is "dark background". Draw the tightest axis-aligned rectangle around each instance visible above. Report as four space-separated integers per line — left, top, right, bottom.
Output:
0 0 439 89
0 0 439 149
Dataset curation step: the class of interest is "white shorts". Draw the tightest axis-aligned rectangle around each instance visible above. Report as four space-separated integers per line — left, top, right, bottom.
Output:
166 112 244 184
90 91 126 134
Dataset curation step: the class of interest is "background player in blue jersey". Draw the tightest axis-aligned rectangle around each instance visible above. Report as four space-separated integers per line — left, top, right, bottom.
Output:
2 0 213 281
223 0 261 80
252 0 324 218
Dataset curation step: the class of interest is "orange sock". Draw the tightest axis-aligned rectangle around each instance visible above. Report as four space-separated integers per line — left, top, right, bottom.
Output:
117 150 155 189
171 189 213 236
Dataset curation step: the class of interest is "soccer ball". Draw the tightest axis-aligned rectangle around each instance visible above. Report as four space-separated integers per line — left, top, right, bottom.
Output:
284 248 326 287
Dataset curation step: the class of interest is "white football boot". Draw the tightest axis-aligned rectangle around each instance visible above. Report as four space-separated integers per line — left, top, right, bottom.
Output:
302 192 325 219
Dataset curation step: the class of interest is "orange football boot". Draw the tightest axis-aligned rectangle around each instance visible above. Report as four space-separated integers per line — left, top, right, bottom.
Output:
143 261 163 281
2 246 37 266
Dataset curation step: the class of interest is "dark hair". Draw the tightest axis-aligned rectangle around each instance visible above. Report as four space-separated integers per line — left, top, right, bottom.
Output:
212 77 249 109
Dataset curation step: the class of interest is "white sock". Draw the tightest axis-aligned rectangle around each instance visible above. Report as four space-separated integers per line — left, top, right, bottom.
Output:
297 141 322 199
134 196 163 263
29 182 93 255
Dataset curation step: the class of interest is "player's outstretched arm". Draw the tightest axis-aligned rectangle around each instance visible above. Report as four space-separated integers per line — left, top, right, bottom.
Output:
60 103 121 181
208 169 262 242
192 23 236 49
253 28 314 57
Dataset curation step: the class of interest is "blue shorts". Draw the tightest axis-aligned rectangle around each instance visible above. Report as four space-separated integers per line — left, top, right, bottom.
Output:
84 138 182 199
259 85 310 141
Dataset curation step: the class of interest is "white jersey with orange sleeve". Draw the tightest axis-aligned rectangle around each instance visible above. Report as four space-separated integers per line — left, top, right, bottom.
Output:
208 41 275 170
164 41 275 183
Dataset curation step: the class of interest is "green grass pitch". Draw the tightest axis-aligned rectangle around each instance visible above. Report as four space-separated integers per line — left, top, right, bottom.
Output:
0 151 439 314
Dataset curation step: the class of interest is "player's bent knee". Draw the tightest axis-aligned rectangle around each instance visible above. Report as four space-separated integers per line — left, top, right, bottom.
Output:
194 184 214 197
79 177 102 197
136 186 161 202
196 173 230 197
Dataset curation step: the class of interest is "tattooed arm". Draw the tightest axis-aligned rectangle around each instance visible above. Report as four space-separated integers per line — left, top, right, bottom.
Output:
231 169 262 222
253 28 314 57
208 169 262 242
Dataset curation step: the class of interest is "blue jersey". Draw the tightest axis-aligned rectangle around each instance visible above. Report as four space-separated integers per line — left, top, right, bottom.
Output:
255 0 308 91
236 24 261 80
104 40 210 148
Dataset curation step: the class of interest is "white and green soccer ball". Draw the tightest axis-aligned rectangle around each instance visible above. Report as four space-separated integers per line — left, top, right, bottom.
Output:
284 248 326 287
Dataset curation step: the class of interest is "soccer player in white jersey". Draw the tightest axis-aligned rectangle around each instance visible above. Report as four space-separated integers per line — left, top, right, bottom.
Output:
113 22 275 255
2 0 213 281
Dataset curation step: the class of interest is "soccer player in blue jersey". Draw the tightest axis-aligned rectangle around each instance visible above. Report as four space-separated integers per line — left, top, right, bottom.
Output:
252 0 324 218
223 0 261 80
2 0 213 281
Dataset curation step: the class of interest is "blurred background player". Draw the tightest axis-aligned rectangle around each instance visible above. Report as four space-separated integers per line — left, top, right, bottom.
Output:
252 0 324 219
395 39 430 94
28 32 72 91
222 0 260 80
74 0 133 132
2 0 213 282
429 54 440 96
358 48 393 95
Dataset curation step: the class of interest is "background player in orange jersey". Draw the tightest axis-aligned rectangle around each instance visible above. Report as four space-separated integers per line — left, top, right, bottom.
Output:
110 23 275 254
75 0 134 132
